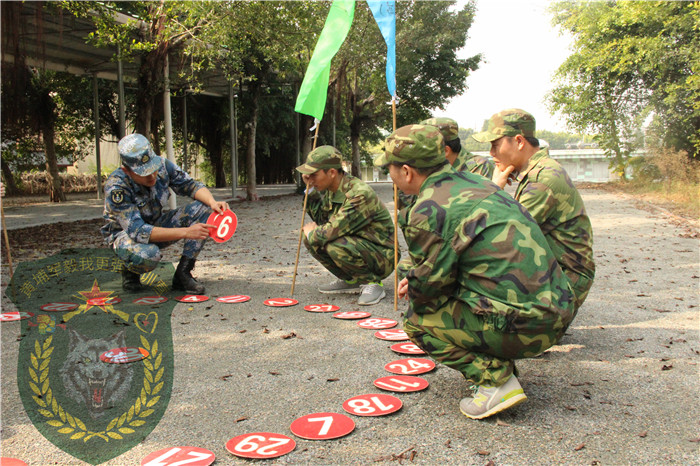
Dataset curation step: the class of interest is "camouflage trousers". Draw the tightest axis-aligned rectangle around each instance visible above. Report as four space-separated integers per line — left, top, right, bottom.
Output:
111 201 211 274
403 299 563 387
304 235 395 283
568 272 594 314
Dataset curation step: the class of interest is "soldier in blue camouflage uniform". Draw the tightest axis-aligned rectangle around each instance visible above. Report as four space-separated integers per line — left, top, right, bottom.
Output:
102 134 228 294
473 109 595 313
297 146 396 305
375 124 575 419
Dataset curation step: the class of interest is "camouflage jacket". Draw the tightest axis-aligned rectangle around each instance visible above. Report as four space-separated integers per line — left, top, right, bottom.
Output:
306 174 394 250
453 147 494 180
398 163 574 334
515 148 595 302
101 158 205 244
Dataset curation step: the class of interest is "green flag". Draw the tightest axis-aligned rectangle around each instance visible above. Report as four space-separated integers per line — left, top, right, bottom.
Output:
295 0 355 121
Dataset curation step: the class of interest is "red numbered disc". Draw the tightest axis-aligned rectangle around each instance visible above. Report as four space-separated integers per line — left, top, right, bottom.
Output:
332 311 371 320
0 459 28 466
263 298 298 307
87 297 121 306
342 393 402 417
207 210 238 243
374 375 429 393
289 412 355 440
390 342 425 355
216 295 251 304
174 295 209 303
132 296 169 305
303 304 340 313
226 432 295 459
357 318 397 329
374 329 409 341
100 347 149 364
40 302 79 312
0 312 34 322
141 446 215 466
384 358 435 375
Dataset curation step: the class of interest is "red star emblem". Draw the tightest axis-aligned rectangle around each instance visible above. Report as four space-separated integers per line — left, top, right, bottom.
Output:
78 279 117 312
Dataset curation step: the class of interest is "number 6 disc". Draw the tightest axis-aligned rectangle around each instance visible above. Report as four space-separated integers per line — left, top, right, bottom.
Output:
207 209 237 243
226 432 295 459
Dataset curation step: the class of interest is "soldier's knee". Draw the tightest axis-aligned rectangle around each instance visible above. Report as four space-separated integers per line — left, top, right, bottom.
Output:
117 244 161 274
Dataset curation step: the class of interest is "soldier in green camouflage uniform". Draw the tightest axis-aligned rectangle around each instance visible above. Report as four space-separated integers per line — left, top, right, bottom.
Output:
473 109 595 312
297 146 396 305
375 124 575 419
397 117 494 210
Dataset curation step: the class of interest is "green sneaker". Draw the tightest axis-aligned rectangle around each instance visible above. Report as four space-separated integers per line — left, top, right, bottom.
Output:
357 283 386 305
318 279 362 294
460 375 527 419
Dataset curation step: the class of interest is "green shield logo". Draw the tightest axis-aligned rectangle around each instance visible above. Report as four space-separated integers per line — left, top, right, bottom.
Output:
8 248 175 465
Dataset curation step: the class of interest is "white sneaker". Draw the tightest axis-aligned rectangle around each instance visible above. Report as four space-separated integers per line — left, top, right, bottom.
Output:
357 283 386 305
318 279 362 294
459 375 527 419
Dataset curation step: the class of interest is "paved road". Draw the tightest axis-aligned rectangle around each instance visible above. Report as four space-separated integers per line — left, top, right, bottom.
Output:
1 184 698 465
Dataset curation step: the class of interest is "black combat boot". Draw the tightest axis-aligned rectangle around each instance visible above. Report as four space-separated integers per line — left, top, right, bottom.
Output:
172 256 205 294
122 268 144 292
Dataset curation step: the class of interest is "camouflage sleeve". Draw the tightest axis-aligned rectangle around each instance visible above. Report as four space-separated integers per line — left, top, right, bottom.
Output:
403 224 457 314
164 159 205 198
517 181 557 226
304 189 328 225
472 159 494 179
307 193 371 247
104 185 153 244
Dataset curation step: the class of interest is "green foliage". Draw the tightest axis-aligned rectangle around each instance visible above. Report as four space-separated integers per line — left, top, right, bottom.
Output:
548 0 700 176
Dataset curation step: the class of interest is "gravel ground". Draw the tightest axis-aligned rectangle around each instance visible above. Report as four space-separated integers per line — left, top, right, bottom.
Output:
1 184 699 465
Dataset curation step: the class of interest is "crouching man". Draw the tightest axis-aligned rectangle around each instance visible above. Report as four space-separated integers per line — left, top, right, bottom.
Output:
102 133 228 294
375 124 575 419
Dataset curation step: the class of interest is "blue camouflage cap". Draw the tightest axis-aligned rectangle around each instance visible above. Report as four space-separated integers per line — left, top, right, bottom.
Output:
118 134 163 176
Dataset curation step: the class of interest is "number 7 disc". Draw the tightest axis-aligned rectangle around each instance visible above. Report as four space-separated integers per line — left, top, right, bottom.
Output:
290 412 355 440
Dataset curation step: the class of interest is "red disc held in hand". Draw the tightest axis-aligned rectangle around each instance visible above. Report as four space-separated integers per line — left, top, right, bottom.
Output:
132 296 169 305
342 393 402 417
374 375 429 393
207 209 238 243
100 347 149 364
174 295 209 303
87 297 121 306
357 318 397 329
263 298 298 307
289 412 355 440
216 295 251 304
0 312 34 322
40 302 79 312
374 329 409 341
384 358 435 375
141 446 215 466
332 311 371 320
226 432 295 459
303 304 340 313
390 342 425 355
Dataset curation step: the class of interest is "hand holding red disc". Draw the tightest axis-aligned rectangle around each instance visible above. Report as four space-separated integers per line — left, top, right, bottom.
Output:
207 209 237 242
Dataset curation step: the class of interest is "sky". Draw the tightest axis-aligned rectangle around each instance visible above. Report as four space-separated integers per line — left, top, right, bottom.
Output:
432 0 574 133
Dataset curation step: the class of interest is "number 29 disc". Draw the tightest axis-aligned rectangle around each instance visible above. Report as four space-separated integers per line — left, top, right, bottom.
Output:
207 209 238 243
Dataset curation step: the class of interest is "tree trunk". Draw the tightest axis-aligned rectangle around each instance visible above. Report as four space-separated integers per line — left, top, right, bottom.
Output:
245 85 260 201
41 122 66 202
1 160 19 195
350 115 361 178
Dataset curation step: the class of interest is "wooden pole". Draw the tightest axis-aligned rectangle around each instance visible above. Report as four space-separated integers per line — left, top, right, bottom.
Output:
391 97 398 311
291 123 320 296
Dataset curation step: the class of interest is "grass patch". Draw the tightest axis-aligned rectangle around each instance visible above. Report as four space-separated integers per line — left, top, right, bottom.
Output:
608 179 699 219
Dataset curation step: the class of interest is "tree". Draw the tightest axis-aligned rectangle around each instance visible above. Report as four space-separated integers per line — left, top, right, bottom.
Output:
548 0 700 178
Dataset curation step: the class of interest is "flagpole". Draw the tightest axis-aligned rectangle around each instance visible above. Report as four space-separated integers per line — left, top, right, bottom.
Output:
291 123 321 296
391 97 398 311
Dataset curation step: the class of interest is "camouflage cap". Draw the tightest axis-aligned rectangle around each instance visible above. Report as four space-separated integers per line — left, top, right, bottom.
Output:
420 117 459 142
374 124 445 168
472 108 536 143
296 145 343 174
118 133 162 176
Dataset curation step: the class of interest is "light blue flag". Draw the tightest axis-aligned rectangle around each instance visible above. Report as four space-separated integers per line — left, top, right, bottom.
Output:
367 0 396 97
